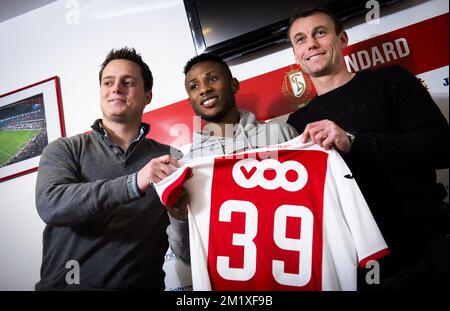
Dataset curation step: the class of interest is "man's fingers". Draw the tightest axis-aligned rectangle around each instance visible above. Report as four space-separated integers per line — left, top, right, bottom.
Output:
315 130 329 147
157 154 179 168
322 136 334 150
177 189 190 207
146 157 178 183
153 167 172 182
301 120 348 151
165 187 189 221
301 129 310 143
301 123 313 143
309 127 323 145
158 162 175 177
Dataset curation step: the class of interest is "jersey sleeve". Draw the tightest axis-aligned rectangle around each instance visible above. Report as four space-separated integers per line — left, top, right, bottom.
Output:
153 166 193 206
328 150 390 268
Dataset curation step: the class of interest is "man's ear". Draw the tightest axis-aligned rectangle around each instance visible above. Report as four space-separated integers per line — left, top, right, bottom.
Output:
145 90 153 106
339 31 349 48
231 78 240 94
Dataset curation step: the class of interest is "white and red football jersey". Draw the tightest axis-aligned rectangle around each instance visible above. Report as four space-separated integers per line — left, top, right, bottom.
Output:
155 137 389 291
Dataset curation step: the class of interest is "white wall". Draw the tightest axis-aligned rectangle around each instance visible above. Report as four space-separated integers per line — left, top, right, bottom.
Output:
0 0 448 290
0 0 196 291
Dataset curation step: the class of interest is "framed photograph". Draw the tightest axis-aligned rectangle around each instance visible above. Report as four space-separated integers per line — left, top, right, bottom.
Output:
0 76 65 182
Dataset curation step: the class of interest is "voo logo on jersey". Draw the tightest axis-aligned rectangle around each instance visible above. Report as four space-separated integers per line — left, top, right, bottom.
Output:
232 158 308 192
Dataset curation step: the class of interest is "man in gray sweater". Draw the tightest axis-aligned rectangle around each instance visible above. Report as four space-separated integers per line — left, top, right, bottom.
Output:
35 47 184 290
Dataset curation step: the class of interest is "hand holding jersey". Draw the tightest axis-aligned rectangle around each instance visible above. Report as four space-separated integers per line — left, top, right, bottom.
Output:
136 154 179 189
301 119 353 153
166 187 189 221
136 154 189 220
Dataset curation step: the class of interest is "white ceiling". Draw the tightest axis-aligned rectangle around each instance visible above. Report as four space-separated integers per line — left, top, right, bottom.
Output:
0 0 59 23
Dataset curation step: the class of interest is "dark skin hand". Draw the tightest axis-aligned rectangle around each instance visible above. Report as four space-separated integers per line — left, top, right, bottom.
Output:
165 187 190 221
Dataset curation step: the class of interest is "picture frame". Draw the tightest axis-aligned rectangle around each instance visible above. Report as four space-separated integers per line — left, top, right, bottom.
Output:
0 76 65 182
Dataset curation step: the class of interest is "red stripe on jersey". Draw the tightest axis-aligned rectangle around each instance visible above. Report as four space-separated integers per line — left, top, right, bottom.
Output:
161 167 192 206
359 248 391 270
207 150 328 290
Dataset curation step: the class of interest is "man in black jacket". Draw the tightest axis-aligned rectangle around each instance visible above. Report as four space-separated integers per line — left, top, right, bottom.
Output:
286 8 449 290
35 47 184 290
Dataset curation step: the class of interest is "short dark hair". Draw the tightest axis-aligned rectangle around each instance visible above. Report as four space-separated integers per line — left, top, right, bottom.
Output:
99 47 153 92
287 7 343 43
183 53 232 78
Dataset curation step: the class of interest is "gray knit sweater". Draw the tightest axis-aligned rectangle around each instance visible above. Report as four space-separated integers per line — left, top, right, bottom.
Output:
35 119 180 290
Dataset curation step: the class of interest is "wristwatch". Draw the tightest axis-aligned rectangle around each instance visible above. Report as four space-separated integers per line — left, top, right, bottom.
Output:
345 131 356 145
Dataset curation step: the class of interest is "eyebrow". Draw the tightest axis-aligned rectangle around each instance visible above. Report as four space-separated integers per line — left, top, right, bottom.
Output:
312 25 328 32
101 75 137 81
187 70 216 84
292 25 328 39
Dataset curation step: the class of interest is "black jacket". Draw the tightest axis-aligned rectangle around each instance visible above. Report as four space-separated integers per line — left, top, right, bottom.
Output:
35 120 175 290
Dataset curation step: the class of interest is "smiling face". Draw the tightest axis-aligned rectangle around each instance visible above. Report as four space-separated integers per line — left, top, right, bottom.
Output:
289 12 348 78
184 61 239 123
100 59 152 125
